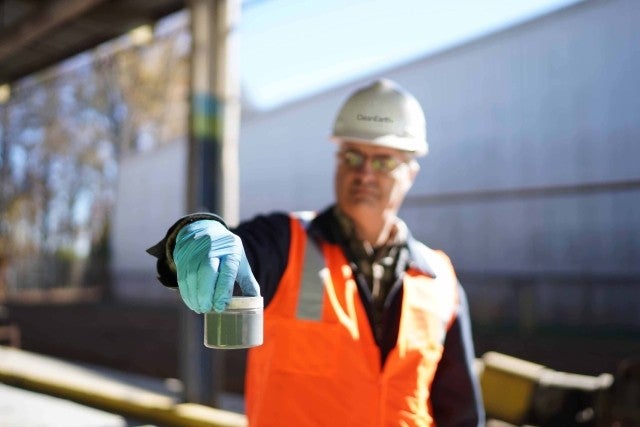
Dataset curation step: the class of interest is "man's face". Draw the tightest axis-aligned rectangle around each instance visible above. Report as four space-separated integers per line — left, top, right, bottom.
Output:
334 141 419 224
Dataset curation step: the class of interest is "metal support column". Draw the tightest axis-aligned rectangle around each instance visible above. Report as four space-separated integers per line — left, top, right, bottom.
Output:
182 0 242 406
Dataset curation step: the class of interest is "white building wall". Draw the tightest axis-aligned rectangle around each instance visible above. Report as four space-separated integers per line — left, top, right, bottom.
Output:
111 142 187 302
237 0 640 326
239 0 639 275
398 0 639 277
112 0 639 321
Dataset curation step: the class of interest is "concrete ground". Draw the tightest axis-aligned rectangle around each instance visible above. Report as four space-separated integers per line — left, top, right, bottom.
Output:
0 383 128 427
0 345 247 427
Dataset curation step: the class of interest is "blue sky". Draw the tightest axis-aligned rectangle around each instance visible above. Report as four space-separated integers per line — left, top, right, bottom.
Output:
239 0 585 110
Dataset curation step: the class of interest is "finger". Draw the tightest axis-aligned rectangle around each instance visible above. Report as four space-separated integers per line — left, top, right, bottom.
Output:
174 236 201 308
237 251 260 297
190 257 213 313
177 232 215 311
212 255 239 312
208 257 220 311
177 266 198 312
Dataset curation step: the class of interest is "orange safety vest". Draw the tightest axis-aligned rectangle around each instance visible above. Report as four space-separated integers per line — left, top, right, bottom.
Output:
246 214 459 427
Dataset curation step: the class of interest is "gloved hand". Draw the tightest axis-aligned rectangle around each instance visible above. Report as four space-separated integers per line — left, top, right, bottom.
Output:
173 220 260 313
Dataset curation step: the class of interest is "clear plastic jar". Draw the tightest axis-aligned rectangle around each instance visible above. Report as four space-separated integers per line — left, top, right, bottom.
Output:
204 296 263 349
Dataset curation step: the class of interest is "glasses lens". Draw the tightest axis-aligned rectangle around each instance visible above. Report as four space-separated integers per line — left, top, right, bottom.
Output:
341 149 405 173
371 156 400 173
343 150 364 168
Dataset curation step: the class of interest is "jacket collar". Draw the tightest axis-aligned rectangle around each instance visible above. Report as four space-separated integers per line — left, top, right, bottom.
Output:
406 235 437 279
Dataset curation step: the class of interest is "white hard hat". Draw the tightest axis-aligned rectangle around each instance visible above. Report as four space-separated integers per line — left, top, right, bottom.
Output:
331 79 428 156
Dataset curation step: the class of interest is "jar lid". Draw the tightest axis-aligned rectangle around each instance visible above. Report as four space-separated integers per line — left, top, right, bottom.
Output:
227 295 263 310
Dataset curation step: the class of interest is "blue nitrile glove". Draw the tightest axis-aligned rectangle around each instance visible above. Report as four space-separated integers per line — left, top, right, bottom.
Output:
173 220 260 313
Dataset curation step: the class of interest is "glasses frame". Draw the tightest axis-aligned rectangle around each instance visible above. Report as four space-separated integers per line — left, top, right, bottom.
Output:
337 147 412 175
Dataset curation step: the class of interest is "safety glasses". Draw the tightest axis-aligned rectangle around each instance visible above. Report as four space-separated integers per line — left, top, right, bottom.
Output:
338 148 409 174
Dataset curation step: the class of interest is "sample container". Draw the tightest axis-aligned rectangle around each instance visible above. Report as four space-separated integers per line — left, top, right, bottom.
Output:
204 296 263 349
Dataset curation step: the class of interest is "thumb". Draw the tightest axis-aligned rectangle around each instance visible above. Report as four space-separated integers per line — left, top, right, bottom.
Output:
236 251 260 297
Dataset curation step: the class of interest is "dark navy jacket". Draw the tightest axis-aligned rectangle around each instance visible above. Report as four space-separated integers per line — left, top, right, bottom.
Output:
149 205 485 427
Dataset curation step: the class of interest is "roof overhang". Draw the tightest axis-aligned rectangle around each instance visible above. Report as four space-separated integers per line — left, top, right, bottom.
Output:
0 0 186 85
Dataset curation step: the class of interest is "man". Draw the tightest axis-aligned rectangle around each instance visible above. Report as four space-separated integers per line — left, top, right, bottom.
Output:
148 79 485 426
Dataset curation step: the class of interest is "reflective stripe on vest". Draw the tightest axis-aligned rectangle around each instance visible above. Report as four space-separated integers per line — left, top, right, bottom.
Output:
290 211 326 320
296 234 325 320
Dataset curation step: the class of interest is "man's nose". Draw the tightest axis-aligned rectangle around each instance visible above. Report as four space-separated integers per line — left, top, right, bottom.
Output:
353 155 374 172
354 159 377 178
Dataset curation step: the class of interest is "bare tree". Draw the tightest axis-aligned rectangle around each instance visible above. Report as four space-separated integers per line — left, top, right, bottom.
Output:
0 14 190 297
